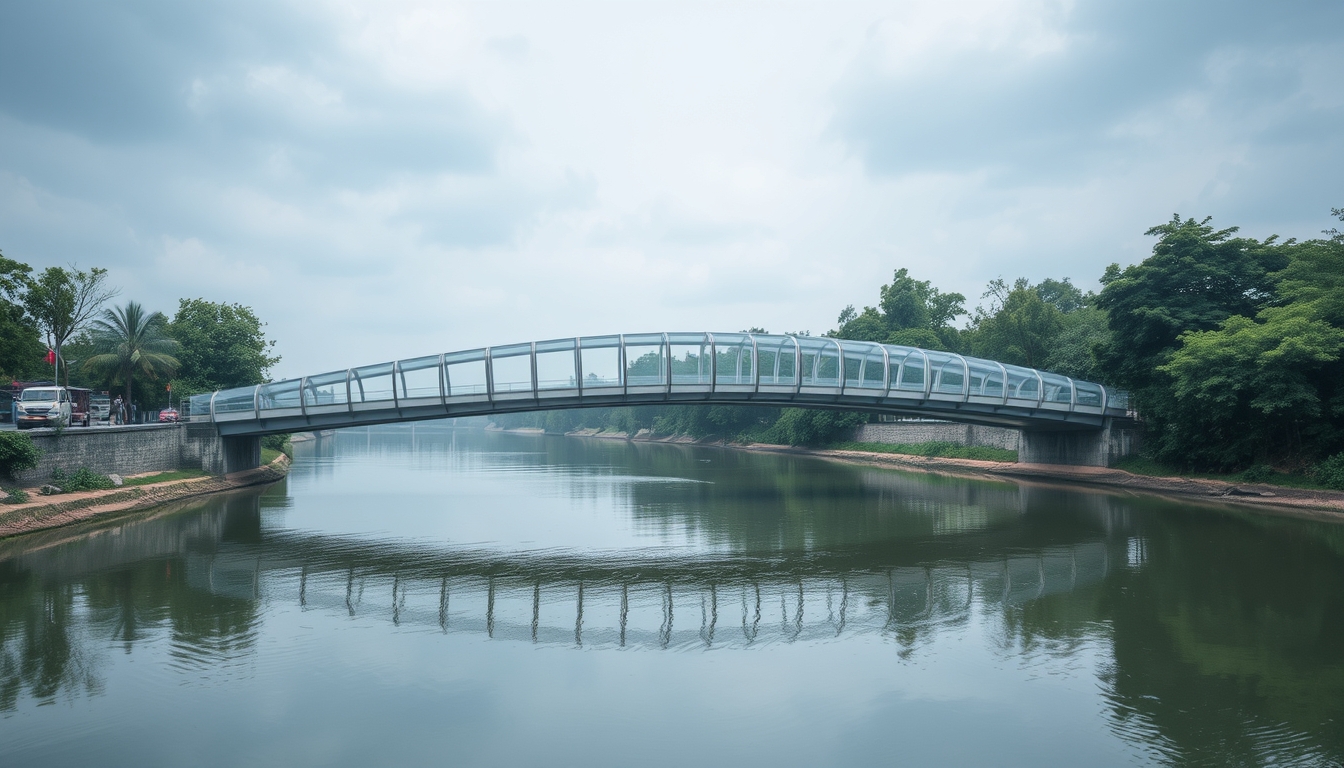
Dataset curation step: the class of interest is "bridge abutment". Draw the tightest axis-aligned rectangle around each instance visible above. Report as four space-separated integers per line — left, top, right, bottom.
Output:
1018 419 1140 467
10 424 265 486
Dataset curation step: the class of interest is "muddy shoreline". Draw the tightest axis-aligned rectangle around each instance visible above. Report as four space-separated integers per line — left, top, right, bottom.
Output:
541 427 1344 522
0 456 291 540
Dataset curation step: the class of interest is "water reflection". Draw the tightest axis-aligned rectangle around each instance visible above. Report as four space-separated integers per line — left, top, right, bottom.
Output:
0 426 1341 767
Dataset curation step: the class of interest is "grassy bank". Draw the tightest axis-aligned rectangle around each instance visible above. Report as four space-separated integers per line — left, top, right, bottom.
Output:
1113 456 1341 491
825 440 1018 463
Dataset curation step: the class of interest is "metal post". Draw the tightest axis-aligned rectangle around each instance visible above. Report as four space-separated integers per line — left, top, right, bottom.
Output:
484 348 494 404
575 338 584 396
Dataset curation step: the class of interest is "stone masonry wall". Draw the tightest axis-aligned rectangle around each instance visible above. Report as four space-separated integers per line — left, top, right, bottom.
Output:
9 423 255 485
852 421 1020 451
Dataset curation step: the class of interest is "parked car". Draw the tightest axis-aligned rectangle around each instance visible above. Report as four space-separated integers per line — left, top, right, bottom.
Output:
15 386 72 429
91 393 111 423
158 408 180 423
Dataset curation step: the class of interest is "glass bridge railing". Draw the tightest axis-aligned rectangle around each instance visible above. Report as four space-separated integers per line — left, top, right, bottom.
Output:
191 333 1131 423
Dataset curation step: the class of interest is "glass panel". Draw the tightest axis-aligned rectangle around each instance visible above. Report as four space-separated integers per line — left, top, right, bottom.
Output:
445 350 487 396
1040 372 1073 404
214 386 256 414
926 352 965 395
966 359 1004 398
351 362 395 403
259 379 301 410
491 343 533 393
624 334 666 387
1003 365 1039 401
1074 380 1103 407
579 336 622 387
189 393 212 419
713 333 755 386
397 356 441 400
535 338 577 390
668 333 711 385
838 340 885 389
887 347 925 392
1109 389 1129 411
754 335 797 386
304 370 349 407
798 337 840 387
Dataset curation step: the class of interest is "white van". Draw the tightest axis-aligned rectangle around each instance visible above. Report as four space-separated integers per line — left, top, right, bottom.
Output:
15 386 72 430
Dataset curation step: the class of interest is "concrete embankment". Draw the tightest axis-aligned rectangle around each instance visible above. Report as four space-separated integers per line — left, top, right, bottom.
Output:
0 456 290 539
10 422 259 485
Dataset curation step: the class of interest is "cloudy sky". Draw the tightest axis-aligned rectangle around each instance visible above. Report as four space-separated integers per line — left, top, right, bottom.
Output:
1 0 1341 378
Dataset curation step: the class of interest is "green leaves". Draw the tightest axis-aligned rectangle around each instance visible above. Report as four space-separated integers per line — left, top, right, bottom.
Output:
82 301 180 406
168 299 279 391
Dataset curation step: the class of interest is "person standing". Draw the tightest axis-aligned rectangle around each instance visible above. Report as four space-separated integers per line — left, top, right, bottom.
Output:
112 395 123 425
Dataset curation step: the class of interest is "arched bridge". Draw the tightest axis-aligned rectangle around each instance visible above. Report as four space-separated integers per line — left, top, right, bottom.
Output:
190 332 1130 440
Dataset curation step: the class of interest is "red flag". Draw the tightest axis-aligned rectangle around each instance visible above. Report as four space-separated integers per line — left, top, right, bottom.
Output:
44 349 56 365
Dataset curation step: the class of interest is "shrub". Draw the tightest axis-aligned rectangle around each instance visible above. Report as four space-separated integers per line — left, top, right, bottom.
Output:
47 467 116 493
3 487 29 504
1240 464 1273 483
1313 453 1344 490
261 433 293 458
0 431 41 479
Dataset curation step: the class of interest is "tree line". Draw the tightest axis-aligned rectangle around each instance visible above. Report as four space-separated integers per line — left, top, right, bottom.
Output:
0 253 279 414
501 209 1344 475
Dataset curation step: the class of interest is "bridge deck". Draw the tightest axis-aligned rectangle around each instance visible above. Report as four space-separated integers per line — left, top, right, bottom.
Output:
190 332 1130 436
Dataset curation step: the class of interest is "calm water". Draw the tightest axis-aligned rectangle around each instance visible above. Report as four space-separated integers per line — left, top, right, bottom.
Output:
2 427 1342 767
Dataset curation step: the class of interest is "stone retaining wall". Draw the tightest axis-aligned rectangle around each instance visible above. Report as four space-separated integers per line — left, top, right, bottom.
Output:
852 422 1020 451
8 423 258 485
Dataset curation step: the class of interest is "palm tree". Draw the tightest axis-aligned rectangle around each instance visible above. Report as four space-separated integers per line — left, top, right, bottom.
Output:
82 301 180 414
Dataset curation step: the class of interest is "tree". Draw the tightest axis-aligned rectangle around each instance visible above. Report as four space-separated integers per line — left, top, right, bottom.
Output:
168 299 280 392
834 268 966 350
1094 215 1288 395
0 251 44 381
969 278 1064 368
21 265 118 386
1042 307 1110 381
81 302 180 409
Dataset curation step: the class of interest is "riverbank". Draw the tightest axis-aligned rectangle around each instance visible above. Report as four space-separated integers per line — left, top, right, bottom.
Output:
0 455 291 539
547 427 1344 521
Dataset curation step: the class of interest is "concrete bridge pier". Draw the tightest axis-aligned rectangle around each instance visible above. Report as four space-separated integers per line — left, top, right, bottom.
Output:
221 435 262 474
1018 419 1140 467
182 424 261 475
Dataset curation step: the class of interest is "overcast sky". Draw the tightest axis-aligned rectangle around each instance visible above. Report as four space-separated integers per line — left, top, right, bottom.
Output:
1 1 1341 378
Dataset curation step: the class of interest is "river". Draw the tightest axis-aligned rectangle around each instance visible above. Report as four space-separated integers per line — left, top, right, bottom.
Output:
1 425 1342 766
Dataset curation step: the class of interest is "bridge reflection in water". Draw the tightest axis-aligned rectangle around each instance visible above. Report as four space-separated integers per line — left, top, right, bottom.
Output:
188 536 1114 650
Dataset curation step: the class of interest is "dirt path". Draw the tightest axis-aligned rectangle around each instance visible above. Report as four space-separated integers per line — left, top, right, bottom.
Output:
0 457 291 539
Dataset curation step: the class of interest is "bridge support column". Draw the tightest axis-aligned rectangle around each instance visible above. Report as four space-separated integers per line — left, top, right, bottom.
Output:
221 435 262 473
182 424 262 475
1018 419 1139 467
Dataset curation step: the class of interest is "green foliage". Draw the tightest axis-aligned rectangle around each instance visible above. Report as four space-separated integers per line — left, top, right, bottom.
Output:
762 409 867 446
1043 307 1110 381
1240 464 1273 483
261 433 293 458
169 299 280 392
0 250 45 381
0 432 41 479
45 467 115 494
82 301 180 409
834 268 965 350
1095 215 1288 396
969 278 1064 368
122 469 208 486
829 440 1017 462
3 487 29 504
20 264 118 386
1312 453 1344 490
